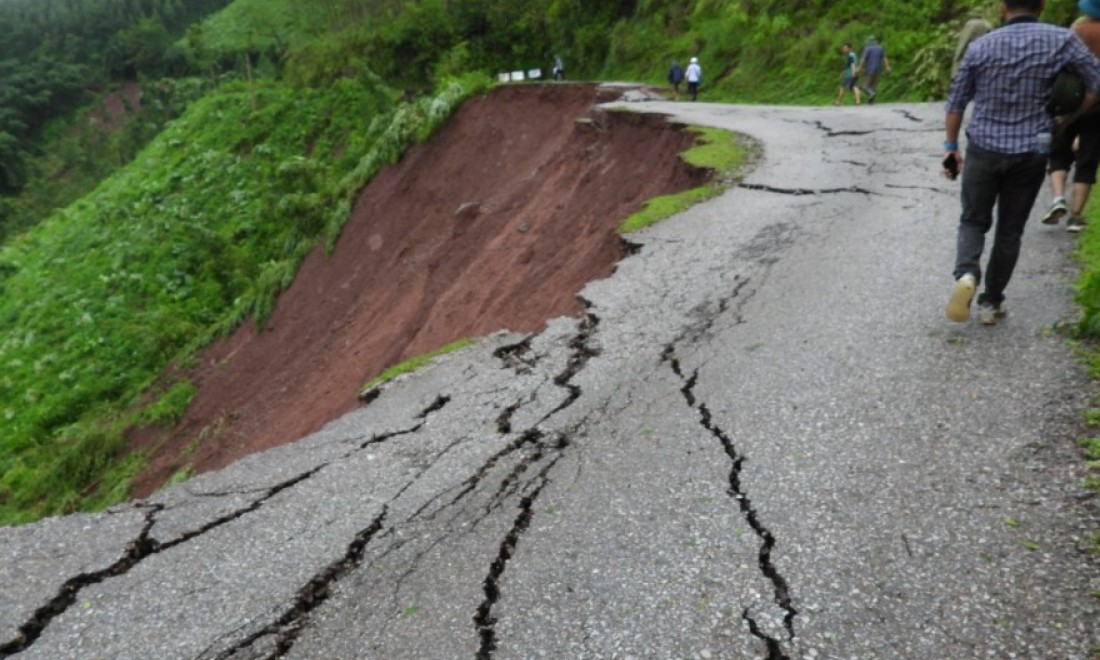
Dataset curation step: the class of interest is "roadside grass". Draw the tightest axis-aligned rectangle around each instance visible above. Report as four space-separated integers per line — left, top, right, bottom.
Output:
1075 197 1100 503
0 73 491 526
618 126 757 234
358 338 475 398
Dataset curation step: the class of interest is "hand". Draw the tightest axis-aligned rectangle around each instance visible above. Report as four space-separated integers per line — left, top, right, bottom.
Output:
1053 114 1074 134
942 150 963 180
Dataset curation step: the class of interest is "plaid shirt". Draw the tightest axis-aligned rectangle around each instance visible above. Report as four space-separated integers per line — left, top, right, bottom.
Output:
947 17 1100 154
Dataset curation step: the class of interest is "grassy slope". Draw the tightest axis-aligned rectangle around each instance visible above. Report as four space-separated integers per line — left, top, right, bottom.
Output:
0 70 489 524
601 0 989 103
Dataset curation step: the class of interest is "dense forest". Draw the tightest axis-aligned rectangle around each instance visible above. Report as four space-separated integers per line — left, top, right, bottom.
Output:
0 0 235 194
6 0 1099 525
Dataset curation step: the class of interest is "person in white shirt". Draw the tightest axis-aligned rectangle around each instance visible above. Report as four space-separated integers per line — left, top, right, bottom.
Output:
686 57 702 101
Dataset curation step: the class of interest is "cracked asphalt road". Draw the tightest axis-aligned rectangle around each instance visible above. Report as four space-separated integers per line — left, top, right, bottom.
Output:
3 98 1099 659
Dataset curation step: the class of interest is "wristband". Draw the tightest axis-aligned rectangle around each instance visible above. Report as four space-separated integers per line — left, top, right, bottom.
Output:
944 141 959 150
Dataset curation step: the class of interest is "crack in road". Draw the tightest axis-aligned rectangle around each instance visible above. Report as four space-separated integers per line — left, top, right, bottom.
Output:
893 109 923 123
471 306 600 658
740 183 874 197
806 120 935 137
0 462 336 658
536 308 600 426
416 395 452 419
360 391 455 448
663 351 797 658
212 508 390 660
495 399 526 434
473 451 565 660
2 396 452 659
493 336 537 375
0 503 163 659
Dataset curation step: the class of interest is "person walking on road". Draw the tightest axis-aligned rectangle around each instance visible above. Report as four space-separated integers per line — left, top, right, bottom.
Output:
553 55 565 81
1041 0 1100 233
857 36 891 103
668 60 684 100
685 57 702 101
835 43 861 105
952 15 993 78
943 0 1100 325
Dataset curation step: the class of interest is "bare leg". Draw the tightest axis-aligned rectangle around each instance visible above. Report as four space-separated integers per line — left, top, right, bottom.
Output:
1071 181 1093 216
1050 170 1068 200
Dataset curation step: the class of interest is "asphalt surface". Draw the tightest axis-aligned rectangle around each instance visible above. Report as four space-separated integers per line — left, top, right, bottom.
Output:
3 93 1099 659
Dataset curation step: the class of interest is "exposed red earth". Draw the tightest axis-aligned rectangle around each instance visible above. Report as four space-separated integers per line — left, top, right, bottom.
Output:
87 81 142 131
130 83 711 497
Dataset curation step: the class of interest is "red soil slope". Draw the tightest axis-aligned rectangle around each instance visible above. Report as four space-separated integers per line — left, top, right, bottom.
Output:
88 82 142 131
131 83 709 496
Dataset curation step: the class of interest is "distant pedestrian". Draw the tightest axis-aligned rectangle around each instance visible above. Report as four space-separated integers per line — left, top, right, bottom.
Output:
834 43 861 105
952 16 993 78
942 0 1100 325
1041 0 1100 233
553 55 565 81
857 36 891 103
668 60 684 100
685 57 702 101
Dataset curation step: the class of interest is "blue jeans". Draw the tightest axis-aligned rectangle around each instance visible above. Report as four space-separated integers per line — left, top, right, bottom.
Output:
953 144 1046 306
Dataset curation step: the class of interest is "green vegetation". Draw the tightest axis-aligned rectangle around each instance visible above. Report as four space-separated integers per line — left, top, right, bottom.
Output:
0 70 490 524
619 125 753 233
359 339 476 396
4 0 1099 526
0 0 236 199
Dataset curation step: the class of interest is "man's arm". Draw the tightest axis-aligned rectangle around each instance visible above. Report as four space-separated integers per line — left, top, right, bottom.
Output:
943 110 965 178
1064 34 1100 127
945 111 963 146
1057 90 1099 132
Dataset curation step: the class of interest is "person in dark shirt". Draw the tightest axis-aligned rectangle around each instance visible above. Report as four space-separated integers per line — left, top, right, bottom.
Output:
668 61 684 100
943 0 1100 324
857 37 891 103
1041 0 1100 232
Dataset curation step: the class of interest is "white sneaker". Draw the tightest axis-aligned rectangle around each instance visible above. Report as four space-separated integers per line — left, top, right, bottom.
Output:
1042 197 1068 225
977 301 1007 325
946 274 976 322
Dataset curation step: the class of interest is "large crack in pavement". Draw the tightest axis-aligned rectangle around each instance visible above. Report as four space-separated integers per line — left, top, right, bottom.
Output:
0 503 162 659
802 120 936 137
740 183 875 197
207 308 601 658
0 464 328 658
472 305 600 658
656 274 796 659
211 508 390 660
663 351 797 659
473 450 565 660
2 396 452 659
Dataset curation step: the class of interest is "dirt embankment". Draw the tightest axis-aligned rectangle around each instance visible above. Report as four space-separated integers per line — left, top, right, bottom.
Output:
131 83 710 497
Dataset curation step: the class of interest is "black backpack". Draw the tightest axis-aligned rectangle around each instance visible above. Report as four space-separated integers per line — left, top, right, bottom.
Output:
1050 68 1085 116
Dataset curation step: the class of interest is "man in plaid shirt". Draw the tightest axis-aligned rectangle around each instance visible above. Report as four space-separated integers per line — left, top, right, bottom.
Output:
944 0 1100 324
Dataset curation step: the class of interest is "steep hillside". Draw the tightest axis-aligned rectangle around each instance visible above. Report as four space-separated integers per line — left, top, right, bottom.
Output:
0 72 486 524
130 84 713 494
